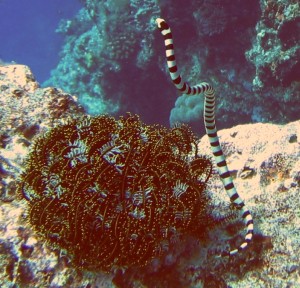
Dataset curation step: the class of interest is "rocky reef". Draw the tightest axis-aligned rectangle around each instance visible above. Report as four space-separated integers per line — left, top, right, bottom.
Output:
1 64 300 287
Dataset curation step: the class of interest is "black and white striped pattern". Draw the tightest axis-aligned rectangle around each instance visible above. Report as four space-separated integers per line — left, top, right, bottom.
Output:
156 18 253 256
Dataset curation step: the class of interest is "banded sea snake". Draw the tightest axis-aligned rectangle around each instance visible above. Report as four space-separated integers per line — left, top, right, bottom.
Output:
156 18 253 256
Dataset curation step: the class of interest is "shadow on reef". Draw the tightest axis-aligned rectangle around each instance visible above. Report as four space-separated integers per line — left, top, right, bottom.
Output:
111 230 273 288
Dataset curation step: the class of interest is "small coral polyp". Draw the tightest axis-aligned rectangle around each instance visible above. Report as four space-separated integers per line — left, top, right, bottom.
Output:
19 113 212 271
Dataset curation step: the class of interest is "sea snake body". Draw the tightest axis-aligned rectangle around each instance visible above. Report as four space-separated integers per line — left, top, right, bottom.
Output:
156 18 253 256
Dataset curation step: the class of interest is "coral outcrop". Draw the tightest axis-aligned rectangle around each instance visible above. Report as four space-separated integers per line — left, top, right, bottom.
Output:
46 0 162 121
0 64 84 203
45 1 299 131
246 0 300 89
197 120 300 287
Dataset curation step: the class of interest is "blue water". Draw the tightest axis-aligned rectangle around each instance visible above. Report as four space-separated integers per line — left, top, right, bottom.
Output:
0 0 82 83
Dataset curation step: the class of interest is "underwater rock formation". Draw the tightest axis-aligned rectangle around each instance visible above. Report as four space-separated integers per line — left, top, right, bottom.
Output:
0 64 84 203
1 65 300 286
197 120 300 287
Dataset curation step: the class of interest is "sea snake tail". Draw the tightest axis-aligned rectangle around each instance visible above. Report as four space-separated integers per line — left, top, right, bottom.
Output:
156 18 253 256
